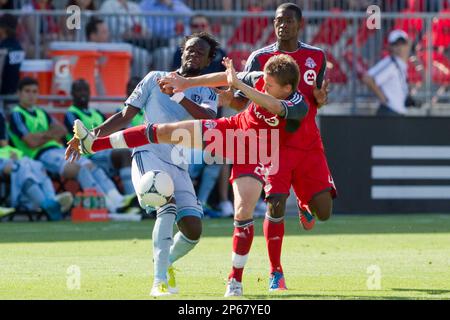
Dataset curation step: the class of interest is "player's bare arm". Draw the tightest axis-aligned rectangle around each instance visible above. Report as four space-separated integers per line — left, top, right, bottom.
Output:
92 105 140 137
313 78 330 108
223 58 286 117
157 79 216 119
161 71 248 111
215 88 249 111
160 71 229 92
65 105 140 162
22 121 66 149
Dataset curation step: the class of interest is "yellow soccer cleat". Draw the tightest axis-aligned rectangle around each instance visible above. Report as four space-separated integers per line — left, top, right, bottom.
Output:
150 281 172 297
167 265 179 294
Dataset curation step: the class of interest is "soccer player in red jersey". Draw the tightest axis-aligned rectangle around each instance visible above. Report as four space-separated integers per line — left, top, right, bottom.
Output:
229 2 337 290
66 55 308 297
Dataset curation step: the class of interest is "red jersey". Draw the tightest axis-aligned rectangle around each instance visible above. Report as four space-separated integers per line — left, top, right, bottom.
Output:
234 71 308 151
202 71 308 170
244 41 327 150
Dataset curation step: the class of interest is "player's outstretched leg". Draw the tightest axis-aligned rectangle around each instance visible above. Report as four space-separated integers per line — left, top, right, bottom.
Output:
73 120 95 154
73 120 203 155
225 177 261 297
264 195 288 291
150 202 177 297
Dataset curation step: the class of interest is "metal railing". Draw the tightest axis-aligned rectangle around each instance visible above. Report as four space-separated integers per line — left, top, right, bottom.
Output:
1 9 449 115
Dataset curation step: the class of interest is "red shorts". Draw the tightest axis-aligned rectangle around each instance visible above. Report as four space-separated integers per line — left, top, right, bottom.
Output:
265 144 337 212
201 118 275 185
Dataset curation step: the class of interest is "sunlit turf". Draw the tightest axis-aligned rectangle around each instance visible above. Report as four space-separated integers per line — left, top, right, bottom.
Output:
0 214 449 299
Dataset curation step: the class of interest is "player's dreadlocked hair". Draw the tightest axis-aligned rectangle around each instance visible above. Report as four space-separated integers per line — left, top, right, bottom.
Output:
181 32 220 60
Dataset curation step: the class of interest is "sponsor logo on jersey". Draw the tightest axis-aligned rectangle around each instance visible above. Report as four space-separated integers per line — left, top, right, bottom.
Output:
304 70 317 86
129 90 141 101
190 94 202 104
305 57 317 69
252 105 279 127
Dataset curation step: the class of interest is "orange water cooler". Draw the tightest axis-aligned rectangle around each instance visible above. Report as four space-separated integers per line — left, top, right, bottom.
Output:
48 42 100 97
19 60 53 95
97 43 132 96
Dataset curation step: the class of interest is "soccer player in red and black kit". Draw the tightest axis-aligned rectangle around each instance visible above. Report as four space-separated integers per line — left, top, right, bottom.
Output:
231 2 337 291
66 55 309 297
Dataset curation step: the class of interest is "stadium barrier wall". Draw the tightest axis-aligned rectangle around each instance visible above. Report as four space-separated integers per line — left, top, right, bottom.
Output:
320 115 450 214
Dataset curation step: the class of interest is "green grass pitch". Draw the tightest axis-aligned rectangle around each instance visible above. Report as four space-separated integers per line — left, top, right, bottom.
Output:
1 214 449 300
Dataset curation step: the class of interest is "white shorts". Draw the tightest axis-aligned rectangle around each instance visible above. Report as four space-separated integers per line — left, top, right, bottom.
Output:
132 151 203 222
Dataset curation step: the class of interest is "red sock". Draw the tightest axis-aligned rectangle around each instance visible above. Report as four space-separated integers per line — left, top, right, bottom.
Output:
229 221 254 282
92 124 154 152
263 217 284 274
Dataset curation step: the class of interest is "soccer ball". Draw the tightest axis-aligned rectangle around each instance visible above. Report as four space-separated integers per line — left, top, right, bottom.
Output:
137 170 174 208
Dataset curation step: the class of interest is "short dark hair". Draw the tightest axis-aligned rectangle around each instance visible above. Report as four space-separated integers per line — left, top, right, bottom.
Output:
0 14 18 38
17 77 39 91
276 2 302 21
180 32 220 60
85 16 104 40
264 54 299 92
71 79 90 94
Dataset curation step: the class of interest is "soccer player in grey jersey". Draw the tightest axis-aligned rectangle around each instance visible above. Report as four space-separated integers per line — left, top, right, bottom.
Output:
66 32 220 296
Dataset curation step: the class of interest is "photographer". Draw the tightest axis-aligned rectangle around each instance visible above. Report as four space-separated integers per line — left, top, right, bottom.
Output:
363 30 418 116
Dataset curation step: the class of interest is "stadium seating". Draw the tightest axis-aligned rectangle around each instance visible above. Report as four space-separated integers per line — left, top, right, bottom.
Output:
311 8 348 47
325 51 348 84
226 50 251 72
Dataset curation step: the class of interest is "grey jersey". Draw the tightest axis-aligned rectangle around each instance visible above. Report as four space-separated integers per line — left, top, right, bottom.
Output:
125 71 218 170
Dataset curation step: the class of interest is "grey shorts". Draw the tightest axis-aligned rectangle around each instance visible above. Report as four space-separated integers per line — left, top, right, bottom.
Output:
132 151 203 222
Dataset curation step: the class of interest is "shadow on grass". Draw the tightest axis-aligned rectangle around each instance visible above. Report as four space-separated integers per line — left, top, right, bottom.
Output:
243 294 413 300
0 214 449 243
391 288 450 295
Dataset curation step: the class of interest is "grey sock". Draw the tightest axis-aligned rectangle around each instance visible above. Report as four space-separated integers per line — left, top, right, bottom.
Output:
153 203 177 284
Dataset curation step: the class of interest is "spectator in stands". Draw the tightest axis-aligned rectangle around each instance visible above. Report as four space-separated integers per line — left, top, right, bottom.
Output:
66 0 96 10
20 0 61 58
8 77 135 213
85 16 151 78
140 0 193 70
363 30 414 116
0 0 14 9
0 14 25 95
60 0 97 41
99 0 149 43
64 79 135 197
172 14 227 74
0 110 15 219
140 0 192 39
0 110 74 221
184 0 233 10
